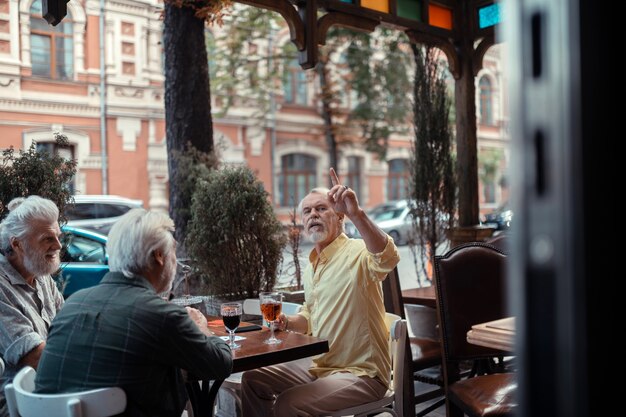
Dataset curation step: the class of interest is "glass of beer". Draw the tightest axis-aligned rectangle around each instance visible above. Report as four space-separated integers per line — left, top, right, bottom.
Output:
221 302 242 349
259 292 283 345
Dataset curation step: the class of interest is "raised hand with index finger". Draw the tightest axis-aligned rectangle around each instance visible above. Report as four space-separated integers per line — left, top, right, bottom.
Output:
328 167 361 219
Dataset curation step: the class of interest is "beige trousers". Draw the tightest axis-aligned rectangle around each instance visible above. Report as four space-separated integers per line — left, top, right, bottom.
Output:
241 357 387 417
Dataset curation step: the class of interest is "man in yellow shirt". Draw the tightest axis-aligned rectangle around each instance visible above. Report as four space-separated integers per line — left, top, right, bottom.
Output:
242 168 400 416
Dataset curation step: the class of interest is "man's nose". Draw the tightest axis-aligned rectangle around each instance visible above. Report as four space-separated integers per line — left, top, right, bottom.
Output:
51 236 62 250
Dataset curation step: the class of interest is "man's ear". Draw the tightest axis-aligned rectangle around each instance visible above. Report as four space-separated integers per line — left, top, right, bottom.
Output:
153 249 165 267
10 237 21 252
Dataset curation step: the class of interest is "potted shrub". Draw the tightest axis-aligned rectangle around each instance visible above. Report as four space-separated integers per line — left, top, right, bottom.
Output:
185 166 286 308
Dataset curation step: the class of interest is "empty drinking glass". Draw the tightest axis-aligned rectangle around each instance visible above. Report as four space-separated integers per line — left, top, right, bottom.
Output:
221 302 242 349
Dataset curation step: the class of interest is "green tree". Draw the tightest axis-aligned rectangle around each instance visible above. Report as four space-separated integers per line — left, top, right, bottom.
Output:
478 148 504 202
209 12 413 173
408 44 457 284
343 29 413 161
0 134 77 221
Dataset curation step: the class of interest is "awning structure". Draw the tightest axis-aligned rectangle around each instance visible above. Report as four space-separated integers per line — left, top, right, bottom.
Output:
239 0 503 230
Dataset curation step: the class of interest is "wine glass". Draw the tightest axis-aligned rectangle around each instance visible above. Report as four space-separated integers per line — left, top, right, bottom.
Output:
259 292 283 345
221 302 242 349
170 259 203 307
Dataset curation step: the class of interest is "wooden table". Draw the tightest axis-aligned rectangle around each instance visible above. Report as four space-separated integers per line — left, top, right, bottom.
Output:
402 286 437 308
466 317 515 352
188 321 329 417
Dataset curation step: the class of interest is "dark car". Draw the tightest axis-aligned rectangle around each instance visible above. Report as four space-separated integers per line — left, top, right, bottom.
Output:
481 203 513 230
55 225 109 297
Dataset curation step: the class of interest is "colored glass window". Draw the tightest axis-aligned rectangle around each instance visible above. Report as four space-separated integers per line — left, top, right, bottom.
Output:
478 3 501 29
362 0 389 13
397 0 421 21
428 4 453 30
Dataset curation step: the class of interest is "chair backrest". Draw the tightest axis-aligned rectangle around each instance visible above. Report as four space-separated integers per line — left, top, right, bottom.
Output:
404 304 439 340
388 317 407 413
0 357 5 377
4 367 127 417
282 301 303 315
382 266 406 319
434 242 509 362
485 233 509 253
242 299 302 315
242 298 261 315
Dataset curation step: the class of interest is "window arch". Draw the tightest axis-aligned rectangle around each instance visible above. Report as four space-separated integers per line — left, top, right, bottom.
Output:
479 76 493 125
279 154 317 207
388 159 409 200
29 0 74 79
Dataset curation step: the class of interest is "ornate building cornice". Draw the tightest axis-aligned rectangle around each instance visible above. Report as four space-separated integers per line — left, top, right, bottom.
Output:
0 98 100 117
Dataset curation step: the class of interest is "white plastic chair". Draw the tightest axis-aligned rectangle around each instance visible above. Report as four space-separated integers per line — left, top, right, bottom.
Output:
4 366 127 417
0 357 5 377
216 301 303 417
242 298 261 316
325 313 407 417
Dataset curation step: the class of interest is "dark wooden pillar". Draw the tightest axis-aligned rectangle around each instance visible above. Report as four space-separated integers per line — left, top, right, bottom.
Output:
454 36 480 228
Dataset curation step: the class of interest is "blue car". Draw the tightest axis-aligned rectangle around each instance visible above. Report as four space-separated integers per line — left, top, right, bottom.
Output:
55 226 109 297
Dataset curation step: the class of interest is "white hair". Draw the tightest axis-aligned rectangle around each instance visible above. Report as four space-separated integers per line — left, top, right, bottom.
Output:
297 187 330 215
0 196 59 255
297 187 345 233
107 208 175 278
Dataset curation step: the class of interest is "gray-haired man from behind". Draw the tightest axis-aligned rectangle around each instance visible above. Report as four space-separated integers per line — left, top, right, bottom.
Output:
35 208 233 416
0 196 65 417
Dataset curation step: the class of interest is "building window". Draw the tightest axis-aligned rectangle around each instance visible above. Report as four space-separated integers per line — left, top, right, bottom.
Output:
30 0 74 80
479 76 493 125
388 159 409 200
345 156 362 197
36 141 76 192
283 57 308 105
279 154 317 207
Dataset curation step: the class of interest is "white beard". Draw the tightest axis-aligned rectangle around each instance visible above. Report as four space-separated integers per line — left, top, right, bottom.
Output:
307 230 328 243
23 243 60 277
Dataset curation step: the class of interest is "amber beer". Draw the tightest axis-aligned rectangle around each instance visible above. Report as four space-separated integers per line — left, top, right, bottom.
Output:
261 302 282 322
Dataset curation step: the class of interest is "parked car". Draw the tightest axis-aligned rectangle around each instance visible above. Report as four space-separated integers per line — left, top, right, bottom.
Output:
481 202 513 231
65 194 143 235
345 200 415 245
371 200 416 245
55 225 109 297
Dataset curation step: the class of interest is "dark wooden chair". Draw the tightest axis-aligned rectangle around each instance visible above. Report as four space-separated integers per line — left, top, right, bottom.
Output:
384 267 445 417
485 233 509 254
433 242 517 417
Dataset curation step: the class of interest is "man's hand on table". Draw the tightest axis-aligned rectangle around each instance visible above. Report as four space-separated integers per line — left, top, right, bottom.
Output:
186 306 214 336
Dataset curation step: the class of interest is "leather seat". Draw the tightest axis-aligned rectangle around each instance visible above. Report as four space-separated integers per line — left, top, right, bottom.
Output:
449 373 517 417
